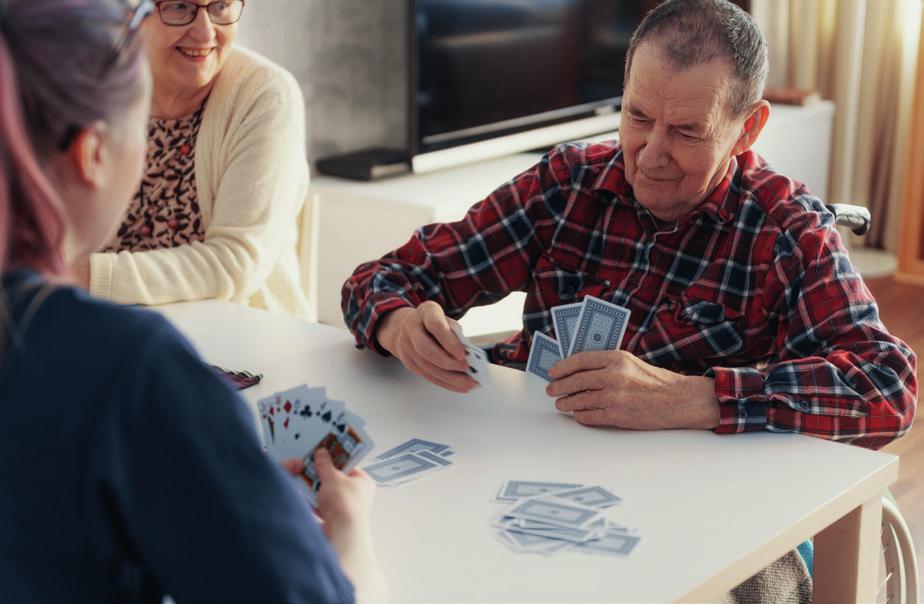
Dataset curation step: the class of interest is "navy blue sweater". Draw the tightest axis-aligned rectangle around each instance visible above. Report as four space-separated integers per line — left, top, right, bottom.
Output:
0 271 354 603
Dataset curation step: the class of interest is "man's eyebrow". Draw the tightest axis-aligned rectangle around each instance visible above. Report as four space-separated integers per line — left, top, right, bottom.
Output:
623 104 649 118
671 120 708 133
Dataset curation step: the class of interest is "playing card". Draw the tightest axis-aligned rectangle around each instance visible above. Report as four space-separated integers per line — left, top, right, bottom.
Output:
299 421 375 504
570 296 630 355
551 486 622 509
572 529 641 558
272 386 329 461
551 303 582 357
505 496 603 529
375 438 451 460
525 332 562 382
257 399 277 450
211 365 262 390
495 480 584 502
451 325 491 386
363 452 446 486
257 385 314 458
415 450 453 466
505 523 601 544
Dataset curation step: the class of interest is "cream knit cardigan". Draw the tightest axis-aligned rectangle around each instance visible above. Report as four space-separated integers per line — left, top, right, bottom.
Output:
90 46 311 318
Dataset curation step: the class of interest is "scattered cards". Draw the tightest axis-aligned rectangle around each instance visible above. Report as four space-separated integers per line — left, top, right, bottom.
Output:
492 480 639 558
257 385 373 505
364 438 455 486
527 296 631 382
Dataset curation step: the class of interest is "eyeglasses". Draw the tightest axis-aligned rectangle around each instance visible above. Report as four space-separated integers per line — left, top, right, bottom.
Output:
155 1 245 26
58 0 154 151
104 0 156 72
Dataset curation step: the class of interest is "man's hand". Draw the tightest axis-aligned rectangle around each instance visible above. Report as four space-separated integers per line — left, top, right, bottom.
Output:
376 301 478 393
546 350 720 430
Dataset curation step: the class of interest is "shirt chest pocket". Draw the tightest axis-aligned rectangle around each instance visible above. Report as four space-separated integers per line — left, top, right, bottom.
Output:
526 255 611 334
637 296 745 373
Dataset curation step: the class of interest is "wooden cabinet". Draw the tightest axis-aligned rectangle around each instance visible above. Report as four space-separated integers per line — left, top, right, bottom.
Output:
896 14 924 285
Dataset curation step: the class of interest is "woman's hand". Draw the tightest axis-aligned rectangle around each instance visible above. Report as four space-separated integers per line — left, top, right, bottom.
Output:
313 449 388 604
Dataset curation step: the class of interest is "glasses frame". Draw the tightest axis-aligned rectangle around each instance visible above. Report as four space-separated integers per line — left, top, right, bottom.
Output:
58 0 154 151
154 0 246 27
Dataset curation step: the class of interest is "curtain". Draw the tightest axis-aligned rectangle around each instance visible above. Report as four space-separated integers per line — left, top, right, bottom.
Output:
751 0 922 251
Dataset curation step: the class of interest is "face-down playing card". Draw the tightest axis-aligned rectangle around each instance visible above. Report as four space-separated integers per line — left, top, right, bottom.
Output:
569 296 630 355
526 332 562 382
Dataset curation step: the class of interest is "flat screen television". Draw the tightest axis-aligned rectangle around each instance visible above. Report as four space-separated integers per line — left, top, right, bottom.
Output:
316 0 749 180
412 0 660 154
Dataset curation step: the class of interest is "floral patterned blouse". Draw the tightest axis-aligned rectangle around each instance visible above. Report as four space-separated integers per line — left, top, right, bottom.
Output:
103 104 207 252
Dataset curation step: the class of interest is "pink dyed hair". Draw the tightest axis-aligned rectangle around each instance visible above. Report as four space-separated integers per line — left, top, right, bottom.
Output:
0 0 146 276
0 34 65 275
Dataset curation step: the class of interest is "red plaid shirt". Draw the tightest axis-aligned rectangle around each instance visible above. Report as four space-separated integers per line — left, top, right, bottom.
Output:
343 142 917 449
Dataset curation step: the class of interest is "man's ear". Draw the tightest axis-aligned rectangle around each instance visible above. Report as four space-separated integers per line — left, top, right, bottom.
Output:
65 121 109 189
733 100 770 155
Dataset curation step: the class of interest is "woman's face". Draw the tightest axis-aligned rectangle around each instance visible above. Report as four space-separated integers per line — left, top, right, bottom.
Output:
145 1 239 96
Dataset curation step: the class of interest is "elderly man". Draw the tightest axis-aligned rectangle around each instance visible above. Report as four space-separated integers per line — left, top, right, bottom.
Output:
343 0 916 451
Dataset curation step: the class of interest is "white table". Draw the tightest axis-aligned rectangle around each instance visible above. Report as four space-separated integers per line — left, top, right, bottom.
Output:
159 299 896 603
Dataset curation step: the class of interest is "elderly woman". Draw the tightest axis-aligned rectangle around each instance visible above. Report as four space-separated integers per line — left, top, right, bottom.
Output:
1 0 384 601
84 0 311 317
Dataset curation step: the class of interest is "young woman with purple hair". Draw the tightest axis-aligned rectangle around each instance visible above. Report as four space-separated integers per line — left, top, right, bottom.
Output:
0 1 384 601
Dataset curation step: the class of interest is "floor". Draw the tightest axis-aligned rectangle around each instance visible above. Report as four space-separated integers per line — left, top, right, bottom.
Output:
866 277 924 599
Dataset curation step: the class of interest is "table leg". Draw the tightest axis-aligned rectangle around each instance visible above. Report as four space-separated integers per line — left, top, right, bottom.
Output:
813 494 883 604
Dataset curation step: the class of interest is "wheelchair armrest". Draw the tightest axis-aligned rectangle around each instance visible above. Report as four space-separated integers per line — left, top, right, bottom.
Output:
826 203 871 236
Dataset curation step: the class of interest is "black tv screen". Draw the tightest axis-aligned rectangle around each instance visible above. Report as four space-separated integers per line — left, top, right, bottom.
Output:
413 0 660 153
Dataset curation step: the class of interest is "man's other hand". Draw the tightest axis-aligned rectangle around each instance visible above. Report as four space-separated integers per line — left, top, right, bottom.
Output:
546 350 720 430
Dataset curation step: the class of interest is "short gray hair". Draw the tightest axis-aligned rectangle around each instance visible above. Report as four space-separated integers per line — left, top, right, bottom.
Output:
625 0 768 117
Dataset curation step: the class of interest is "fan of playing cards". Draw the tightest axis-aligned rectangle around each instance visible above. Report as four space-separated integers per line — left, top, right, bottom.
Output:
527 296 631 381
258 385 374 505
493 480 640 557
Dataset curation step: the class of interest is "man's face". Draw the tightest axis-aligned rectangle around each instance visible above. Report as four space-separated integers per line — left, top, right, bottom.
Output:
619 42 747 223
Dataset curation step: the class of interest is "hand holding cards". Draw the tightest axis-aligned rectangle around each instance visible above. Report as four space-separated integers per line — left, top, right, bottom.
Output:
527 296 631 382
258 385 374 505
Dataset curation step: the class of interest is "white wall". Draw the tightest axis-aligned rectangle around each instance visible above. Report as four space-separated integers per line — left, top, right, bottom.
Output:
235 0 408 161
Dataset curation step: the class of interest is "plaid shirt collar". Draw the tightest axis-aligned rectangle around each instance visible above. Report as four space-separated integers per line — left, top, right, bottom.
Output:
593 149 742 228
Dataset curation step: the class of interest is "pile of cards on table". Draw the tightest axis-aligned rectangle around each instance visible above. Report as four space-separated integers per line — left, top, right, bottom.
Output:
363 438 455 486
527 296 631 381
493 480 640 558
258 385 373 505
